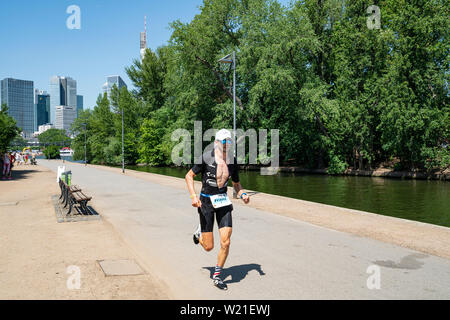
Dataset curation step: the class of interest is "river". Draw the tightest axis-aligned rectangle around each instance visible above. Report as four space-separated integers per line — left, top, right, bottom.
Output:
126 165 450 228
48 156 450 228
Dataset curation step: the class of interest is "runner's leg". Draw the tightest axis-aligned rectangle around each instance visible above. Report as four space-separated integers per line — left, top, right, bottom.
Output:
217 226 232 267
199 232 214 252
197 199 215 252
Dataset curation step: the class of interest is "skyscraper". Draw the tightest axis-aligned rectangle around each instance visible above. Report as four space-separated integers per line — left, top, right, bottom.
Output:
49 76 77 124
77 95 83 116
1 78 34 135
34 89 50 131
55 105 77 132
102 75 127 104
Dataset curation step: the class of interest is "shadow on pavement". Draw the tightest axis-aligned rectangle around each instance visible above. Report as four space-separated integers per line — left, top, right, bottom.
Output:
1 168 39 181
203 263 265 284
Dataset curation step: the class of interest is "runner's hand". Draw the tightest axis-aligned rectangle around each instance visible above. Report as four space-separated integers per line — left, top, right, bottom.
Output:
241 193 250 204
191 196 202 208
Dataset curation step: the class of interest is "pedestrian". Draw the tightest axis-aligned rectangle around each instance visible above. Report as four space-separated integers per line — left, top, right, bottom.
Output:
0 151 4 177
8 152 15 179
2 151 11 180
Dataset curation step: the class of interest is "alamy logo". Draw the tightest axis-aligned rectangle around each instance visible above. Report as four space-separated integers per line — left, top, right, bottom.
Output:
171 121 280 176
66 5 81 30
367 5 381 30
66 265 81 290
366 265 381 290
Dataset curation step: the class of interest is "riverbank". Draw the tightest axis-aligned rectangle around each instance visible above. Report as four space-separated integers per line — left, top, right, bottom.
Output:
80 159 450 181
240 165 450 181
0 165 170 299
61 160 450 260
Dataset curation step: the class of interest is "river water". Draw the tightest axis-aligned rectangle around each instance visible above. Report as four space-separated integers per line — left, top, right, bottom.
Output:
49 156 449 228
126 165 450 228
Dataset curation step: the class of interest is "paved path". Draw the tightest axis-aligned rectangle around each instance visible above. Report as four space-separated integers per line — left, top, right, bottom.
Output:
39 160 450 299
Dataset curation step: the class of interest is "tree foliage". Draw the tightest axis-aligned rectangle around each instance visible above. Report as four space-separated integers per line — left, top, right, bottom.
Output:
0 104 21 152
70 0 449 172
38 128 71 146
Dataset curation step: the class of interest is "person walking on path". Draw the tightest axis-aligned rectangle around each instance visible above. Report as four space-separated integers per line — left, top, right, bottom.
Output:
0 152 3 177
8 152 15 179
185 129 250 291
2 152 12 180
15 152 21 166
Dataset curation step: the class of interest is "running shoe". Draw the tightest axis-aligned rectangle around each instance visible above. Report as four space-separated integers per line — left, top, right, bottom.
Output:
213 277 228 290
193 224 201 245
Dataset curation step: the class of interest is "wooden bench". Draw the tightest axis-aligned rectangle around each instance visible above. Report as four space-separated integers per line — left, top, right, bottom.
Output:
59 178 92 215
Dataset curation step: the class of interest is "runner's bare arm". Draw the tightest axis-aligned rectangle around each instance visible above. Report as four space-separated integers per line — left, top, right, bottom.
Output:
232 181 250 204
185 169 202 207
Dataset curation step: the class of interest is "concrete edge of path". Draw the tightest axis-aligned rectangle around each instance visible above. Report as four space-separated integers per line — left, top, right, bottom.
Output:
46 160 450 260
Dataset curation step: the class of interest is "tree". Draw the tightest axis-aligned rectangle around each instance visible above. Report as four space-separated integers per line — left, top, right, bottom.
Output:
71 109 92 162
38 128 71 146
0 104 21 152
43 145 61 159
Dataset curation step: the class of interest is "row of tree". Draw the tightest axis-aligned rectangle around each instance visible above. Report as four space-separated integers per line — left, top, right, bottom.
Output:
71 0 449 173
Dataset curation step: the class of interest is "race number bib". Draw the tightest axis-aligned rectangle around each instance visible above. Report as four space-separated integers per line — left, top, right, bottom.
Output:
210 193 232 209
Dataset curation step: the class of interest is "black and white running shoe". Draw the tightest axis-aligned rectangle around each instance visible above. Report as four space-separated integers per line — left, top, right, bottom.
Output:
193 224 201 245
213 278 228 290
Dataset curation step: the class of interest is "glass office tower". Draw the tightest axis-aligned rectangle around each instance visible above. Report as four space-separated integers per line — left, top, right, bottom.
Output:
55 105 77 132
102 75 127 105
49 76 77 124
1 78 34 135
77 95 83 116
35 90 50 131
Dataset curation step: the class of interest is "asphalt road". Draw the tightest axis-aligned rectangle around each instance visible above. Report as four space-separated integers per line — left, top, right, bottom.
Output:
39 160 450 299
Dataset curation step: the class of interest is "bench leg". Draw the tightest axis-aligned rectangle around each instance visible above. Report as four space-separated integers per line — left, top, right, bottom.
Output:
61 186 67 204
80 201 90 215
59 185 64 200
60 188 65 203
63 190 69 208
67 201 73 215
59 181 65 200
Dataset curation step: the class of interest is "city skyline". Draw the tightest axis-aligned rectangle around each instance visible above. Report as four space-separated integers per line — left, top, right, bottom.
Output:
0 0 232 109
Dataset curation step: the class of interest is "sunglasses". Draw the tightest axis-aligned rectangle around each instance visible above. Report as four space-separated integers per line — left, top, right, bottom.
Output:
221 139 232 145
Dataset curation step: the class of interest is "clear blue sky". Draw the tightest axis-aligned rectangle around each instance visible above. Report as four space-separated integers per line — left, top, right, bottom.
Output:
0 0 290 109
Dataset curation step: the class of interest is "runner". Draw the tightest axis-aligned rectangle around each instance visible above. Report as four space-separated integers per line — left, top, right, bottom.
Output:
185 129 250 290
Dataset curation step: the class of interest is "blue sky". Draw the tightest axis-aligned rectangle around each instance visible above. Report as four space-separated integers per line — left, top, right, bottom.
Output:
0 0 290 109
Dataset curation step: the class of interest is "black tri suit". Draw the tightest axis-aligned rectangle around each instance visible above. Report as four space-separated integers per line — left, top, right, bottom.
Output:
191 149 240 232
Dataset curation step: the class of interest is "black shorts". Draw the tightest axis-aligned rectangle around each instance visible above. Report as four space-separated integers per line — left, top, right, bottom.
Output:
197 195 233 232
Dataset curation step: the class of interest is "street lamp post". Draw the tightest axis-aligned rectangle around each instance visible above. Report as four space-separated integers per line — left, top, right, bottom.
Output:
85 126 87 167
81 123 87 166
218 51 237 198
121 107 125 174
112 96 125 174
